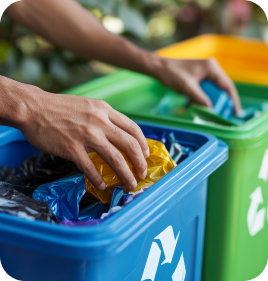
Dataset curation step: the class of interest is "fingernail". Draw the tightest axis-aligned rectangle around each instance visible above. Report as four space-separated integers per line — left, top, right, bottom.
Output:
130 179 137 190
145 148 150 158
98 182 106 191
141 169 147 179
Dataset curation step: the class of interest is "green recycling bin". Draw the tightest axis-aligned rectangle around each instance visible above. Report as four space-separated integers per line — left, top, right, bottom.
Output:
63 70 268 281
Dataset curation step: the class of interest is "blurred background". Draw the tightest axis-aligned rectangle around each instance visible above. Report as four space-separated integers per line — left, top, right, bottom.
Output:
0 0 267 93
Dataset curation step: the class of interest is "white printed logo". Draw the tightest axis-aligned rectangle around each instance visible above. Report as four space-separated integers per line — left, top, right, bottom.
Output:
247 260 268 281
258 149 268 182
141 226 186 281
0 0 22 22
247 187 266 236
247 1 268 21
0 259 21 281
247 149 268 236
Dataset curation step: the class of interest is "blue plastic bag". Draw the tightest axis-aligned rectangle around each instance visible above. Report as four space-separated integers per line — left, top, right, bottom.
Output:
32 174 86 221
78 202 107 221
200 80 235 119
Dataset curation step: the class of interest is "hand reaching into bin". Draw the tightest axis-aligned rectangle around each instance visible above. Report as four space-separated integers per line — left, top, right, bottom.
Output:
0 76 149 191
6 0 241 112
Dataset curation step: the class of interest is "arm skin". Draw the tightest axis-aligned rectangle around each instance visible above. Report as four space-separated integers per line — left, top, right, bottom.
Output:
6 0 241 111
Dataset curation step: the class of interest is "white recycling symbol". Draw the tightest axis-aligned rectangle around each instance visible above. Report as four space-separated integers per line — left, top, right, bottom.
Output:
141 226 186 281
247 187 266 236
247 148 268 237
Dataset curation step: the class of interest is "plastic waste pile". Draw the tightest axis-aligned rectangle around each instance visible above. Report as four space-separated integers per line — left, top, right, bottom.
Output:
0 134 194 226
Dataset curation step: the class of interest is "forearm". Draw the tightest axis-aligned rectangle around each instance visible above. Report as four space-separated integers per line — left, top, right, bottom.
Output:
0 76 41 129
6 0 162 78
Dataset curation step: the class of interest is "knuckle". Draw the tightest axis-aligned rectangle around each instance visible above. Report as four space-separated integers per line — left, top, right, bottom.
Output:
130 121 142 135
127 136 140 153
97 99 110 109
109 151 123 167
92 112 109 126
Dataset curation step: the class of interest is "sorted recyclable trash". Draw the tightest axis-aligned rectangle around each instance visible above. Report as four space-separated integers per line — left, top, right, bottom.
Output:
0 187 59 223
84 138 177 204
78 202 107 221
123 186 150 206
150 80 268 126
0 152 81 188
201 80 234 119
0 181 36 197
143 131 194 163
61 187 128 226
60 218 102 226
32 174 87 221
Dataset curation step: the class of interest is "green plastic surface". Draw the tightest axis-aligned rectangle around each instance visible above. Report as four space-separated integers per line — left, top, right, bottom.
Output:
63 70 268 281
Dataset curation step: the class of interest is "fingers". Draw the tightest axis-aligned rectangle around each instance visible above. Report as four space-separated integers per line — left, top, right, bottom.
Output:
108 110 150 158
183 80 213 108
95 141 139 191
205 59 241 112
72 146 106 191
107 124 147 180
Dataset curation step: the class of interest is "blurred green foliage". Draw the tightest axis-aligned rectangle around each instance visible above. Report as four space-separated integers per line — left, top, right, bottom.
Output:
0 0 266 93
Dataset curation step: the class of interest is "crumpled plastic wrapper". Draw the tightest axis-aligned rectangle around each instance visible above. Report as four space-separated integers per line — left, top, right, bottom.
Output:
0 181 36 197
84 139 176 204
32 174 86 221
78 202 107 221
0 152 81 189
0 187 59 223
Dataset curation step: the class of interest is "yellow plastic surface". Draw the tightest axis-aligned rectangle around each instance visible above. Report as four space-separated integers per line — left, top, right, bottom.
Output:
84 139 177 204
157 34 268 86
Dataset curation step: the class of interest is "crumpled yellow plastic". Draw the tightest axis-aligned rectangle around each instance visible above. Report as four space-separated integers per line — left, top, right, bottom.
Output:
84 139 177 204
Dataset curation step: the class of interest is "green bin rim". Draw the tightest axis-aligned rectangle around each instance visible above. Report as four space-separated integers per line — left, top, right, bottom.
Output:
62 70 268 149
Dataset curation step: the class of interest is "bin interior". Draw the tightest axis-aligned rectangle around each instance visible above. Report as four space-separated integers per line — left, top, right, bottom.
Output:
73 72 268 129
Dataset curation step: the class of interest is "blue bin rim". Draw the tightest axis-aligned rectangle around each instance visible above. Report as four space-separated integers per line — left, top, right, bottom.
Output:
0 123 228 259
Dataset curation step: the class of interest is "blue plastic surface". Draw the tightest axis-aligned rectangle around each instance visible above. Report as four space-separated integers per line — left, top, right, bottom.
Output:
201 80 235 118
0 126 39 168
0 123 228 281
32 174 87 221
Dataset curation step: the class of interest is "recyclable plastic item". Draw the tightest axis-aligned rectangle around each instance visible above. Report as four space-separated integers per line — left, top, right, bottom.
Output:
123 186 150 206
200 80 234 119
78 202 106 221
85 139 177 204
32 174 86 221
0 181 36 197
0 123 227 281
60 219 102 226
109 186 129 209
0 187 58 223
0 152 81 188
100 206 122 219
144 131 194 164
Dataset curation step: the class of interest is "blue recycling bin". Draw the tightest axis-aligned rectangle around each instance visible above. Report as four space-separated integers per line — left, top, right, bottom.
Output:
0 123 227 281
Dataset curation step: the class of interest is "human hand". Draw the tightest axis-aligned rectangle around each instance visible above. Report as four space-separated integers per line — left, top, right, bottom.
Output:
18 88 149 191
153 58 241 112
